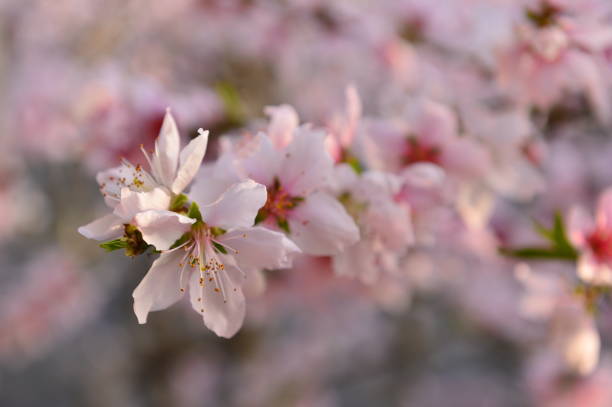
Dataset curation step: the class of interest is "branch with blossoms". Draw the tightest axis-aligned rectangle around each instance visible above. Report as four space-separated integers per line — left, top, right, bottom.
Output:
71 6 612 396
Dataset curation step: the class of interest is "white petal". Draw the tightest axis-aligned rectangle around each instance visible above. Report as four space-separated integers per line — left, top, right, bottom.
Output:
134 210 195 250
78 213 124 241
216 226 301 272
153 110 180 187
241 133 282 187
189 264 246 338
577 254 612 286
171 130 209 194
189 153 242 206
96 164 155 207
279 126 334 196
289 191 360 256
201 180 267 230
332 240 379 284
113 187 171 221
133 250 185 324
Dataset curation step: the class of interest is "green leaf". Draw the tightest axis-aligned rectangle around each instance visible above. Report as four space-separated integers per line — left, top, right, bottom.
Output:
215 81 245 125
170 194 189 211
499 246 577 261
533 219 555 242
552 212 576 252
212 241 228 254
187 202 203 222
100 238 128 252
277 218 290 234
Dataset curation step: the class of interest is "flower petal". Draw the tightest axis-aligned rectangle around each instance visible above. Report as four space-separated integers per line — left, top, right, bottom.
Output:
171 130 209 194
189 264 246 338
113 187 171 221
241 133 282 187
201 180 267 230
153 110 180 187
265 104 299 149
596 188 612 229
133 250 185 324
568 206 594 248
577 254 612 286
134 210 195 250
289 191 359 256
78 213 124 241
189 153 242 206
96 163 155 207
279 126 334 196
216 226 301 272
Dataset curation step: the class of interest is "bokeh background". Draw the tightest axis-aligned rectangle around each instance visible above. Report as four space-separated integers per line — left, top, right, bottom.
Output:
3 1 612 406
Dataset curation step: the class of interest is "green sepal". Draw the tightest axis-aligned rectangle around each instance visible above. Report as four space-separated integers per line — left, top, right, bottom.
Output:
345 155 364 174
169 232 192 250
170 194 189 212
277 218 290 234
210 227 226 237
212 241 228 254
187 202 203 222
290 196 305 206
100 238 128 252
254 209 268 225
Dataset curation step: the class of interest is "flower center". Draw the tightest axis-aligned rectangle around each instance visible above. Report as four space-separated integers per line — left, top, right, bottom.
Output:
403 137 441 166
255 177 303 233
586 228 612 263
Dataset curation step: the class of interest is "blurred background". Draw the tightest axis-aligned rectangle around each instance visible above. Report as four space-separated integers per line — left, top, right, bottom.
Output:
3 1 612 406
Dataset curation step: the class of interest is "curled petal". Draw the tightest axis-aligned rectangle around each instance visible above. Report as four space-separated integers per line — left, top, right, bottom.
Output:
171 130 209 194
265 104 299 149
78 213 124 241
134 210 195 251
153 110 180 187
113 187 171 221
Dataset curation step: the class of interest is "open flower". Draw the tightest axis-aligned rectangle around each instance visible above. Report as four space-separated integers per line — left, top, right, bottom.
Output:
133 179 300 338
364 99 490 180
331 164 413 284
79 109 208 251
237 128 359 256
568 189 612 285
95 108 209 205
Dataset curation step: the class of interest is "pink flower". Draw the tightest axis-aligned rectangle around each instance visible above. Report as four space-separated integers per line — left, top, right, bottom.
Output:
497 2 612 123
364 99 490 180
569 188 612 285
238 128 360 256
325 85 362 163
331 164 413 284
133 179 300 338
